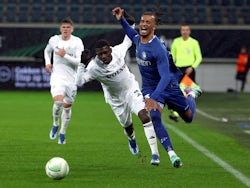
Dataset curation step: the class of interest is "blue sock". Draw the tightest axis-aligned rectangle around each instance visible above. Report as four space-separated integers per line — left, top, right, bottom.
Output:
183 95 196 122
150 110 173 152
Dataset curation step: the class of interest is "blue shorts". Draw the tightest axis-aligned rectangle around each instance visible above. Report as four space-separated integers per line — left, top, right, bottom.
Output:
163 81 189 114
144 80 189 114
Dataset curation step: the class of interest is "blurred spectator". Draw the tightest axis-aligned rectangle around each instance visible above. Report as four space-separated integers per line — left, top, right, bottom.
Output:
235 46 250 93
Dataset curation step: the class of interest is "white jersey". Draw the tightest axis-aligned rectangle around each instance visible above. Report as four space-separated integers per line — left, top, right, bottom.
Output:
76 35 138 105
44 34 84 86
77 35 146 126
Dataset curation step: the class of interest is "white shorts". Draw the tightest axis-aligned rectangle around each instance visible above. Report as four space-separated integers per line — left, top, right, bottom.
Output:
50 84 77 104
110 88 145 128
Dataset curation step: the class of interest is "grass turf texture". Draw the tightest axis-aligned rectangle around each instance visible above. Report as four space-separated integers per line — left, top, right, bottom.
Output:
0 91 250 188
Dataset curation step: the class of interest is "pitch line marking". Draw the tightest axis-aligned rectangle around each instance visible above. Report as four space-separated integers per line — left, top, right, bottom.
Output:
166 123 250 187
196 108 228 122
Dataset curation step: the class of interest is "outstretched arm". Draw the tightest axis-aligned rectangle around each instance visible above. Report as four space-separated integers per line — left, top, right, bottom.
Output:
113 11 136 55
112 7 138 42
76 49 93 87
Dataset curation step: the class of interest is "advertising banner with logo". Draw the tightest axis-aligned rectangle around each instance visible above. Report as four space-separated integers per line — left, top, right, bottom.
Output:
0 27 250 90
0 62 50 90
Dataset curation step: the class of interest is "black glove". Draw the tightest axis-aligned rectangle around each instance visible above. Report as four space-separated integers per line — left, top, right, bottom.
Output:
124 10 135 26
81 49 91 66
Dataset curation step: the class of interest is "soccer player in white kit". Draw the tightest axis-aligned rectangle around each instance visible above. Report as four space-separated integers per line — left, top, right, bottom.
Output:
76 35 160 165
44 17 84 144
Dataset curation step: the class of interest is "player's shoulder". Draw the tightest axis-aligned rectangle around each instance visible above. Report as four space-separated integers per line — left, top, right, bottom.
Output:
49 35 60 41
71 35 82 41
189 36 199 43
87 58 99 70
71 35 84 48
68 35 82 44
153 37 167 51
111 46 120 55
173 36 183 43
88 58 96 67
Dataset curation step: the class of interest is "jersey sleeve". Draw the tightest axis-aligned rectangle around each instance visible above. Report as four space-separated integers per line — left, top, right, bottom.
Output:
64 38 84 66
44 37 56 65
150 48 171 100
44 44 52 65
113 35 132 58
120 17 139 44
75 60 95 87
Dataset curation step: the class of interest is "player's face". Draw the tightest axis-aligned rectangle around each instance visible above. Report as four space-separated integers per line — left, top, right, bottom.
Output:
95 46 112 64
180 25 191 40
139 15 156 37
60 23 73 40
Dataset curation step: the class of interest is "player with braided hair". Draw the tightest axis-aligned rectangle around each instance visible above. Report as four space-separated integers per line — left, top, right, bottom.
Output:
112 7 202 168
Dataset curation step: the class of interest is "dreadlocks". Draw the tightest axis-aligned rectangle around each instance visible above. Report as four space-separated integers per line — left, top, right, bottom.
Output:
142 8 163 26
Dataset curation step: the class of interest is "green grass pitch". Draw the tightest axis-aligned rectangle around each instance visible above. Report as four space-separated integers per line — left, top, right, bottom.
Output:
0 91 250 188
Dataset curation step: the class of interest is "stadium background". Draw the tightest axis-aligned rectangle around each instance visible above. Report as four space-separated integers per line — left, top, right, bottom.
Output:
1 0 250 92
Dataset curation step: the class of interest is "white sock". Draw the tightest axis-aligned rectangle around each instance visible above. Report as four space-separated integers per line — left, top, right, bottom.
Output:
52 101 63 126
143 121 159 156
168 150 177 158
60 107 72 134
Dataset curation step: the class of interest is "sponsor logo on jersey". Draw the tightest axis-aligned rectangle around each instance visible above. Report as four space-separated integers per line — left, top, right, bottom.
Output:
106 64 126 78
136 57 151 66
142 51 147 60
133 89 142 97
136 51 152 66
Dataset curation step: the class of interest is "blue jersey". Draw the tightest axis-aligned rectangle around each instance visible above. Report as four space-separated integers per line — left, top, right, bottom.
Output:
120 18 182 102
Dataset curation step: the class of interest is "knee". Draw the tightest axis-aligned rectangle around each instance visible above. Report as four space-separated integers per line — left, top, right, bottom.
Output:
63 107 72 119
138 109 151 124
54 101 63 109
180 110 193 123
184 117 193 123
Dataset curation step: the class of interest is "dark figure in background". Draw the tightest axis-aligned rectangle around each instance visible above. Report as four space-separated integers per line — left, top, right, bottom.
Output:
235 46 250 93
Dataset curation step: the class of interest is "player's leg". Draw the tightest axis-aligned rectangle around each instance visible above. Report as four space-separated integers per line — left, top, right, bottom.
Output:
181 85 202 122
123 123 140 155
171 75 202 123
49 85 64 140
124 123 139 155
50 99 63 140
112 103 139 155
169 110 179 122
58 86 77 144
167 85 196 123
130 87 160 164
150 109 182 168
180 75 202 98
58 105 72 144
138 109 160 165
168 74 197 122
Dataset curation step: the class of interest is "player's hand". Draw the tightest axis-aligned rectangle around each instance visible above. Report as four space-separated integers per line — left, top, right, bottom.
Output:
57 48 66 57
81 49 91 66
144 98 162 113
112 7 124 20
45 64 52 73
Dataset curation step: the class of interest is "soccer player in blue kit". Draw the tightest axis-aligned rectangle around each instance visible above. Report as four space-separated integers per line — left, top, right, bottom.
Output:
112 7 202 168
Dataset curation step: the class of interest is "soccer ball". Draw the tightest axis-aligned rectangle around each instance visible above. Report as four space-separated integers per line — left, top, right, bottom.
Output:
45 157 69 180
